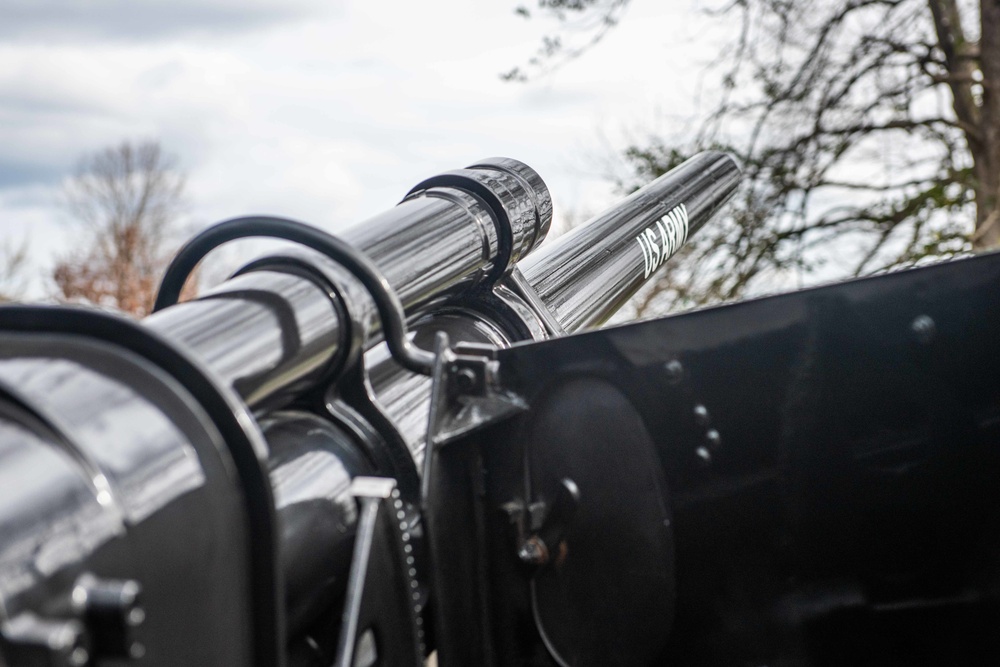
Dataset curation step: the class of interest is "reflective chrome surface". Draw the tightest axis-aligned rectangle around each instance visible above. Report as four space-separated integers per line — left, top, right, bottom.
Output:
145 159 553 410
0 335 253 665
521 151 741 331
342 192 498 310
146 270 340 409
0 154 749 667
261 412 372 637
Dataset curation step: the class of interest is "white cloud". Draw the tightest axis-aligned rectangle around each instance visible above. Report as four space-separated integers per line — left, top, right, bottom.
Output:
0 0 337 41
0 0 722 298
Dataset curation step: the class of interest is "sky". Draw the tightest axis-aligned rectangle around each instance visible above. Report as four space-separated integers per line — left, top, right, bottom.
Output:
0 0 726 299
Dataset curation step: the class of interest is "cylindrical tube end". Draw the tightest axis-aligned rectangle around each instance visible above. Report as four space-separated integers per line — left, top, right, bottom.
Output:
406 158 554 279
466 157 554 261
521 151 742 331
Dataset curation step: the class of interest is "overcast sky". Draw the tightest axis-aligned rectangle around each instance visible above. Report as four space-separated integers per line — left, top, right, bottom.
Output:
0 0 724 298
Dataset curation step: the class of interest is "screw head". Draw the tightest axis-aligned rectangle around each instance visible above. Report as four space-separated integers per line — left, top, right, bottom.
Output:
664 360 683 385
912 315 936 344
517 537 550 566
454 368 477 392
695 446 712 466
693 404 710 426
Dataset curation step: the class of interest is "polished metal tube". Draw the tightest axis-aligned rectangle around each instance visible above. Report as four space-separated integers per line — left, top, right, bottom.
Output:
0 153 738 667
260 412 371 637
365 152 741 469
145 270 340 409
144 159 552 409
340 191 498 311
520 151 741 331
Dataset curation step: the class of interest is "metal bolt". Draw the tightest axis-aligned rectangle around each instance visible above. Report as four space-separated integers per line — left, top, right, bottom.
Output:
664 360 683 385
70 646 90 666
126 608 145 627
517 536 550 567
912 314 936 344
705 429 721 450
71 576 144 662
693 404 710 426
454 368 477 393
695 446 712 466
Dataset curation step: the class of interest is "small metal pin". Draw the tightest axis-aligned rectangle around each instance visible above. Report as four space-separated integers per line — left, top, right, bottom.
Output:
912 315 936 344
693 404 710 425
517 537 550 567
664 359 684 385
454 368 477 393
695 446 712 466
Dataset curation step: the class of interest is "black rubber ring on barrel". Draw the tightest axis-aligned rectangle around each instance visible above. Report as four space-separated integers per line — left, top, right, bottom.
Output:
406 172 514 287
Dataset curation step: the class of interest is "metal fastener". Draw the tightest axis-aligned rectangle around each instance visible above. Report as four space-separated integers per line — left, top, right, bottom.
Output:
912 314 936 344
664 360 684 385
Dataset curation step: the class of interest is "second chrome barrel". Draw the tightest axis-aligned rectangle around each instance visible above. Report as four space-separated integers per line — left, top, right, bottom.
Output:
520 151 741 331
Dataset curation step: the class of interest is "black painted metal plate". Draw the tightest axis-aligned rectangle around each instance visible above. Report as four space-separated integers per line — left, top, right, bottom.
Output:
486 250 1000 665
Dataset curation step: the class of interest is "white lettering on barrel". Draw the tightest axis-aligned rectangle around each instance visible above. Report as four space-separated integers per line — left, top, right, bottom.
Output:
635 203 688 279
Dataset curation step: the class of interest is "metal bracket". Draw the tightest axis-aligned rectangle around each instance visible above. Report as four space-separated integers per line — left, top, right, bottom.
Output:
71 575 145 661
504 479 580 571
422 333 527 468
501 267 566 338
445 342 500 399
333 477 397 667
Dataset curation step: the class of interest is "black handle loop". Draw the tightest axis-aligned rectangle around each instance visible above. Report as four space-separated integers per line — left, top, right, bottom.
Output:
153 216 436 375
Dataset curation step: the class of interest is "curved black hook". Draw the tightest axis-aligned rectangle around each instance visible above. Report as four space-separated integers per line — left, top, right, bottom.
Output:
153 216 436 375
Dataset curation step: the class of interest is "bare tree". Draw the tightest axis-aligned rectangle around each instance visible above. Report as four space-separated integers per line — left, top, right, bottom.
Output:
0 239 30 303
501 0 629 82
54 140 192 316
510 1 1000 317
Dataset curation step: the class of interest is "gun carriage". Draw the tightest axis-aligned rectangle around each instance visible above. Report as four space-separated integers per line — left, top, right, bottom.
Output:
1 152 997 666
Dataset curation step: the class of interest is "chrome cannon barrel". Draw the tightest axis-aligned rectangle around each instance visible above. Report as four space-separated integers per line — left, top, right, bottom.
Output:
144 157 553 410
0 153 741 667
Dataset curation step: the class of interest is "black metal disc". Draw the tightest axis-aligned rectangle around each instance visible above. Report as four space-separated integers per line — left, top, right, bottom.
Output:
523 376 675 666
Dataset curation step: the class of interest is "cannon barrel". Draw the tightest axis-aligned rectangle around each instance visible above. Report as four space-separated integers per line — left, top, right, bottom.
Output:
520 150 741 331
144 158 552 410
0 153 741 667
4 149 997 667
